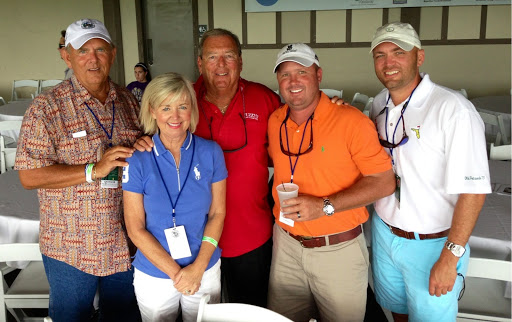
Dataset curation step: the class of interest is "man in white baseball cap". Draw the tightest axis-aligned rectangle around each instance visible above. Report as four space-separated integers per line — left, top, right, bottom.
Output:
16 18 141 321
368 22 490 321
267 43 395 321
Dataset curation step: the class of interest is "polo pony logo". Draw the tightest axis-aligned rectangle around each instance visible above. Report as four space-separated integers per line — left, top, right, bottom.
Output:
81 20 95 29
194 165 201 180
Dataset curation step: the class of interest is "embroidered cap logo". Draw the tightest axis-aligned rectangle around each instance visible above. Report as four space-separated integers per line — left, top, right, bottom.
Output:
81 20 95 29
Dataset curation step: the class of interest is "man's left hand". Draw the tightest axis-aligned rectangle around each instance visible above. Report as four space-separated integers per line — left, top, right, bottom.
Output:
282 194 325 222
428 255 458 297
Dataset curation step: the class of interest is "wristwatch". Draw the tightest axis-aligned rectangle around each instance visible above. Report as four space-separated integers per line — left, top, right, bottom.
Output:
322 198 335 216
445 241 466 258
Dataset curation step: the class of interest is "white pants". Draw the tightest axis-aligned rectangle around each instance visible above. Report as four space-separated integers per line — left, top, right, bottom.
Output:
133 260 221 322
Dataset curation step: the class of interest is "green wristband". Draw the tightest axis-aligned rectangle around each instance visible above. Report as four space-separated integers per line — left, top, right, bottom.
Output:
202 236 218 248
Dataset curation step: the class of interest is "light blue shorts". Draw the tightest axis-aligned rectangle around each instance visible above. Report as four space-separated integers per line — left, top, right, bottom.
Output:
371 212 469 321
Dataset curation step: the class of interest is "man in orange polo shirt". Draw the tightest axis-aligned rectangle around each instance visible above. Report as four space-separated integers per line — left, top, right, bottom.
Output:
267 43 395 322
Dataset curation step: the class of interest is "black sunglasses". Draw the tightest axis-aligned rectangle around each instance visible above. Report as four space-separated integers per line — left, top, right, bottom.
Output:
207 113 247 153
59 44 65 49
375 104 409 149
280 110 314 157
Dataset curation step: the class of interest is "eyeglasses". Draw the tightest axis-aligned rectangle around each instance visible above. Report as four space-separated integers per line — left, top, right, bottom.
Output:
207 113 247 153
59 44 65 49
280 110 314 156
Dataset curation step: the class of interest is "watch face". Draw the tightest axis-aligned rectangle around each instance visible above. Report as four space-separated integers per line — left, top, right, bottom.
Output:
452 245 465 257
323 204 335 216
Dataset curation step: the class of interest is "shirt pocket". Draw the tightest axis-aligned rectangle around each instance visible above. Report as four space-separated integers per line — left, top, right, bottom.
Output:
57 129 104 164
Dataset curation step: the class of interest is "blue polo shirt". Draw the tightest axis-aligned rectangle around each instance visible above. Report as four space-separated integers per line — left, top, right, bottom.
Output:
122 132 227 278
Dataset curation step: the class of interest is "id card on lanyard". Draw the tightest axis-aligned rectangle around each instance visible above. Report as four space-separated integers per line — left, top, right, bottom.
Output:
85 101 119 189
153 134 195 260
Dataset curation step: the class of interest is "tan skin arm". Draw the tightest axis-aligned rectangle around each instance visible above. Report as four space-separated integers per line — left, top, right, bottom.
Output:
173 179 226 295
282 168 395 221
19 145 135 189
428 193 486 297
123 190 182 281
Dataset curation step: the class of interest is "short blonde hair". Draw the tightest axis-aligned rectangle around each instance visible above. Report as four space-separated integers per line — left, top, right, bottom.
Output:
139 72 199 135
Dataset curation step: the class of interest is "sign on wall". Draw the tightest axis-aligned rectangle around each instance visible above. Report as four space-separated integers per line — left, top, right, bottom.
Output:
246 0 511 12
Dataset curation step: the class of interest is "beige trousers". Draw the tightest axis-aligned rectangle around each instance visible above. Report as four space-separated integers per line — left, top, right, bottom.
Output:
268 224 369 322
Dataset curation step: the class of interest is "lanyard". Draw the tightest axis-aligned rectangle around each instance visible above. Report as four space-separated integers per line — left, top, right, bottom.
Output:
381 87 417 166
152 134 196 228
85 101 115 147
283 109 313 183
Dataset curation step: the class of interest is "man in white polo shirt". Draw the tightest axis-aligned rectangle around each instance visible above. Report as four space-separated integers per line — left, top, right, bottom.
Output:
368 22 491 321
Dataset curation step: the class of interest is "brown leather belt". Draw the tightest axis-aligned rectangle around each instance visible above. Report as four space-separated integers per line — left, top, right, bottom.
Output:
384 222 449 240
287 225 362 248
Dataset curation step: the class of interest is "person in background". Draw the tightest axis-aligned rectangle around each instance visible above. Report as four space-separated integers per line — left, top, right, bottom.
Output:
58 30 73 79
123 72 227 321
134 28 281 307
368 22 491 321
267 43 395 321
127 62 152 103
15 18 141 321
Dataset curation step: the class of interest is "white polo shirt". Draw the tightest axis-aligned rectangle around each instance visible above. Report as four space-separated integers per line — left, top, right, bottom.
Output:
370 73 491 233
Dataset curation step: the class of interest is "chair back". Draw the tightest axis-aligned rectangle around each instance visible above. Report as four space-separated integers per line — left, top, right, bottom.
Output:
11 80 39 101
490 143 512 160
362 97 374 116
457 257 512 321
197 294 293 322
351 92 370 109
39 79 63 93
0 121 22 173
0 243 49 322
320 89 343 99
460 88 468 98
0 97 5 106
479 111 509 146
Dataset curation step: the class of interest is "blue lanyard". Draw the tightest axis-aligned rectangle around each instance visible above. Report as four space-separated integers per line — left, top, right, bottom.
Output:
85 101 115 147
152 134 196 228
383 87 417 164
284 109 313 184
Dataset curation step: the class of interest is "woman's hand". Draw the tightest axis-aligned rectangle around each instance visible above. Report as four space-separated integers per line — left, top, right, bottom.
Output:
173 263 205 296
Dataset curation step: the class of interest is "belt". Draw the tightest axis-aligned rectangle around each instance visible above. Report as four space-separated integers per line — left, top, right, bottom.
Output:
287 225 362 248
384 222 450 240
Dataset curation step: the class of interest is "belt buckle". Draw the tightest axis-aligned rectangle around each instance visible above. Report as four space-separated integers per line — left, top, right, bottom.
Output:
299 236 313 248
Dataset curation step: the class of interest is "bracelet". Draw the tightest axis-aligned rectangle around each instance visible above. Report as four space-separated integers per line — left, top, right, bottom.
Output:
202 236 218 248
85 163 95 183
92 165 97 181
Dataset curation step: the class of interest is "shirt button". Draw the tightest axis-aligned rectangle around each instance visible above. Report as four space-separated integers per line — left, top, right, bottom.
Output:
296 129 300 133
389 123 393 126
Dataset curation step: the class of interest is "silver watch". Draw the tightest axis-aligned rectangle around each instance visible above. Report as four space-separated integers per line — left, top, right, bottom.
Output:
445 241 466 258
322 198 335 216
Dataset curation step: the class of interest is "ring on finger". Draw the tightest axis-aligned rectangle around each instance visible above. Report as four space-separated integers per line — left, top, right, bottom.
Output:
186 290 191 294
297 212 301 219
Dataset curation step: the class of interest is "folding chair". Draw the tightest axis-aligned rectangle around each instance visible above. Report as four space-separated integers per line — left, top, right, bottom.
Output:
0 121 23 173
0 243 49 322
479 111 509 146
490 143 512 161
11 80 40 101
39 80 63 93
320 89 343 99
457 257 512 321
351 92 370 109
197 294 293 322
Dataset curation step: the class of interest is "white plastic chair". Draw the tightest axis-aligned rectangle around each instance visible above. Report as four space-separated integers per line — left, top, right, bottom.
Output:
0 243 50 322
457 257 512 321
196 294 293 322
460 88 468 99
479 111 509 146
490 143 512 161
362 97 374 116
11 80 40 101
320 89 343 99
39 79 63 93
0 97 5 106
351 92 370 109
0 121 22 173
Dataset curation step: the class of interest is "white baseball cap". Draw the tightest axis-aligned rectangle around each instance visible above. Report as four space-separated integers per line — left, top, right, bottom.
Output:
65 19 112 49
274 43 320 73
370 22 421 53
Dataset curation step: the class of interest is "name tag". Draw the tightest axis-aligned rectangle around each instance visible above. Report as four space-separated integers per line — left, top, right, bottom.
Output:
101 167 119 189
279 210 294 227
164 226 192 260
72 130 87 138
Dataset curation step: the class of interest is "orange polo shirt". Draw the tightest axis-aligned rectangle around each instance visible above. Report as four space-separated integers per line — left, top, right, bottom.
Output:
268 93 392 237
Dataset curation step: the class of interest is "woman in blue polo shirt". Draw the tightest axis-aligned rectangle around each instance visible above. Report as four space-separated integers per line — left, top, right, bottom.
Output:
122 72 227 322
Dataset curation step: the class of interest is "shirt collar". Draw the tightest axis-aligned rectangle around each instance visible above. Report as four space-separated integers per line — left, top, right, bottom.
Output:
152 131 193 157
386 73 433 109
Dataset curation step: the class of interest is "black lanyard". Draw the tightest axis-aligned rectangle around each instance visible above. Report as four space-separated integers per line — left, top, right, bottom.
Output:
152 134 196 228
85 101 115 147
283 109 313 184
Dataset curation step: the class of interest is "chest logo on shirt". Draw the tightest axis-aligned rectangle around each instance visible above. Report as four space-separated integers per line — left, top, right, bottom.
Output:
411 126 420 139
245 112 259 121
194 164 201 180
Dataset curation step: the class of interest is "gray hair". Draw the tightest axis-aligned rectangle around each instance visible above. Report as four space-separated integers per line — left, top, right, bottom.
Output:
198 28 242 57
